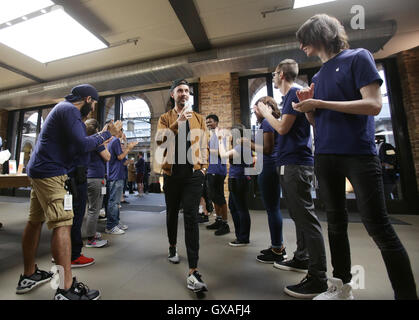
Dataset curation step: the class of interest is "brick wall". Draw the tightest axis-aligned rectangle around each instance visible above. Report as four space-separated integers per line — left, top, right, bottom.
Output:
397 45 419 192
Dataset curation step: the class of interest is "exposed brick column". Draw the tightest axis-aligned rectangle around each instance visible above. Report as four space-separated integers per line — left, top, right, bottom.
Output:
397 46 419 192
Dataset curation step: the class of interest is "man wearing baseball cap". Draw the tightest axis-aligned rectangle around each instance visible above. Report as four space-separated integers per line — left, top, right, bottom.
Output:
17 84 122 300
156 79 209 292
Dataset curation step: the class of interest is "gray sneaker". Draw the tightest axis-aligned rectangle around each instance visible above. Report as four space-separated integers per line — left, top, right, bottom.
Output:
187 271 208 292
16 265 53 294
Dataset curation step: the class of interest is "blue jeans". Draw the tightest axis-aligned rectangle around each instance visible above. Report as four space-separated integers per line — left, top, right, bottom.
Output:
258 166 283 248
106 179 124 230
228 177 250 243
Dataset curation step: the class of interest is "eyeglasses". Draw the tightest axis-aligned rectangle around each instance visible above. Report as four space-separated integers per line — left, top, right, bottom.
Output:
271 72 280 77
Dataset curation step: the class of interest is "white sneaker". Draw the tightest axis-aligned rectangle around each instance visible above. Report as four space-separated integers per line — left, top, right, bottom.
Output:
86 238 108 248
105 226 125 235
99 209 106 218
168 247 180 264
118 223 128 230
95 232 102 240
313 277 354 300
187 271 208 292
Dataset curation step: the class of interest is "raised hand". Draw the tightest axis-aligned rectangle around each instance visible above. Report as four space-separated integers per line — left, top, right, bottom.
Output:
256 101 272 118
128 141 138 150
106 120 123 136
296 83 315 102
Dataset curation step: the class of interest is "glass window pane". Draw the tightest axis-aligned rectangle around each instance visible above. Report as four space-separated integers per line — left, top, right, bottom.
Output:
104 97 116 123
20 110 39 171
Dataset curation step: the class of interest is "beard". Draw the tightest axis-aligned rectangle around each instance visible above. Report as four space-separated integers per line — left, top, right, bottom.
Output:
80 101 92 118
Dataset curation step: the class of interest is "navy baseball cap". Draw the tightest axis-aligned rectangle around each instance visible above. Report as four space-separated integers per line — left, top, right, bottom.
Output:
65 84 99 102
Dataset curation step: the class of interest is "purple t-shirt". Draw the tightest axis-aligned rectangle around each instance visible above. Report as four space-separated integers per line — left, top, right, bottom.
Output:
27 101 111 179
276 87 314 167
87 145 106 179
312 48 383 155
208 132 227 176
107 138 125 181
258 118 279 170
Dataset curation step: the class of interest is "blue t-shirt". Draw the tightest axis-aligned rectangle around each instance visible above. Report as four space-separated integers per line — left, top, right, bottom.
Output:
27 101 111 179
277 87 314 166
208 132 227 176
258 119 279 170
135 157 145 174
87 145 106 179
312 48 383 155
107 138 125 181
228 145 251 179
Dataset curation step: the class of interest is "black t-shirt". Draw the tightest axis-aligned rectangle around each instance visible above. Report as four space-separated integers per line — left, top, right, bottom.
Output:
172 120 193 177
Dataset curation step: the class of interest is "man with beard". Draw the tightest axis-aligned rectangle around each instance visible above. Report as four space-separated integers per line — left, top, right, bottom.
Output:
156 79 209 292
17 84 122 300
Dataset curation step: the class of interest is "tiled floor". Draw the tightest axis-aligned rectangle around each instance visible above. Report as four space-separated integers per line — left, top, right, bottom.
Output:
0 193 418 300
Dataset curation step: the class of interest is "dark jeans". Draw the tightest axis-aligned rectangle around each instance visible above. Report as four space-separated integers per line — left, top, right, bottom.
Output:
202 174 214 213
228 177 250 243
163 170 204 269
258 166 283 248
103 179 110 216
128 181 135 193
71 182 87 261
280 165 327 282
315 154 417 299
207 174 227 206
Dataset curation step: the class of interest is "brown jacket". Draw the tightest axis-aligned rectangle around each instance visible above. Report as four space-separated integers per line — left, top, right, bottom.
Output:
127 162 136 182
155 108 209 176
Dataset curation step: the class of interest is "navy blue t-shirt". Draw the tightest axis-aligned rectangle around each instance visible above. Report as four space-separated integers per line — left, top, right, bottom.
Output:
208 132 227 176
107 138 125 181
258 119 279 170
228 145 251 179
312 48 383 155
277 87 314 166
27 101 111 179
135 157 145 174
87 145 106 179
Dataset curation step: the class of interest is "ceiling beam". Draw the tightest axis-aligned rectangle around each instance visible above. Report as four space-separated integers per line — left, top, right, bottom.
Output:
168 0 211 52
0 61 44 83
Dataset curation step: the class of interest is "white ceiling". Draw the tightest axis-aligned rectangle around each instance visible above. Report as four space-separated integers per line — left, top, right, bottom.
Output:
0 0 418 92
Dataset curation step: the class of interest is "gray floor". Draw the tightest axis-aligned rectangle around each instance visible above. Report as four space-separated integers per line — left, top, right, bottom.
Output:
0 193 418 300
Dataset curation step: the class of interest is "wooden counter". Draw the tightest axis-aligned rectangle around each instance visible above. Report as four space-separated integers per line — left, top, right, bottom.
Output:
0 174 31 189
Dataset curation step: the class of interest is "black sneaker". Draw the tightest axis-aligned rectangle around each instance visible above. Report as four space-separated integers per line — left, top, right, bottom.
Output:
214 222 230 236
274 257 309 273
198 214 209 224
257 247 287 264
16 265 54 294
54 277 101 300
228 239 250 247
284 275 328 299
260 246 272 255
206 219 222 230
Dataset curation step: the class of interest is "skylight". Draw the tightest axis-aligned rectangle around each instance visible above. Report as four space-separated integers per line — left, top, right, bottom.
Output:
0 0 54 25
293 0 337 9
0 3 108 63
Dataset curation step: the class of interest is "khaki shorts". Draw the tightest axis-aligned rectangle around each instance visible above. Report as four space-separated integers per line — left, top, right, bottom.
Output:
29 175 74 230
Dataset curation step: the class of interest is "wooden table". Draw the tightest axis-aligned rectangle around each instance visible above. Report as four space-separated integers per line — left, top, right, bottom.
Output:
0 174 31 189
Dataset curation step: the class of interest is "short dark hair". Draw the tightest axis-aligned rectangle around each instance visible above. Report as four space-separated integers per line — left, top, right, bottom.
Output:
296 14 349 55
138 152 144 157
277 59 298 82
206 114 219 123
170 79 189 92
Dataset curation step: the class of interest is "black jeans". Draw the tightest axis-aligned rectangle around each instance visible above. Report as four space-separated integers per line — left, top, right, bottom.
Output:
202 174 214 213
228 177 250 243
315 154 417 299
280 165 327 282
71 182 87 261
163 170 204 269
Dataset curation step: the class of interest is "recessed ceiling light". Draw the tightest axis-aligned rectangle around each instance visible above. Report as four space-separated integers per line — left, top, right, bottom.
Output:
293 0 337 9
0 0 54 25
0 5 108 63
